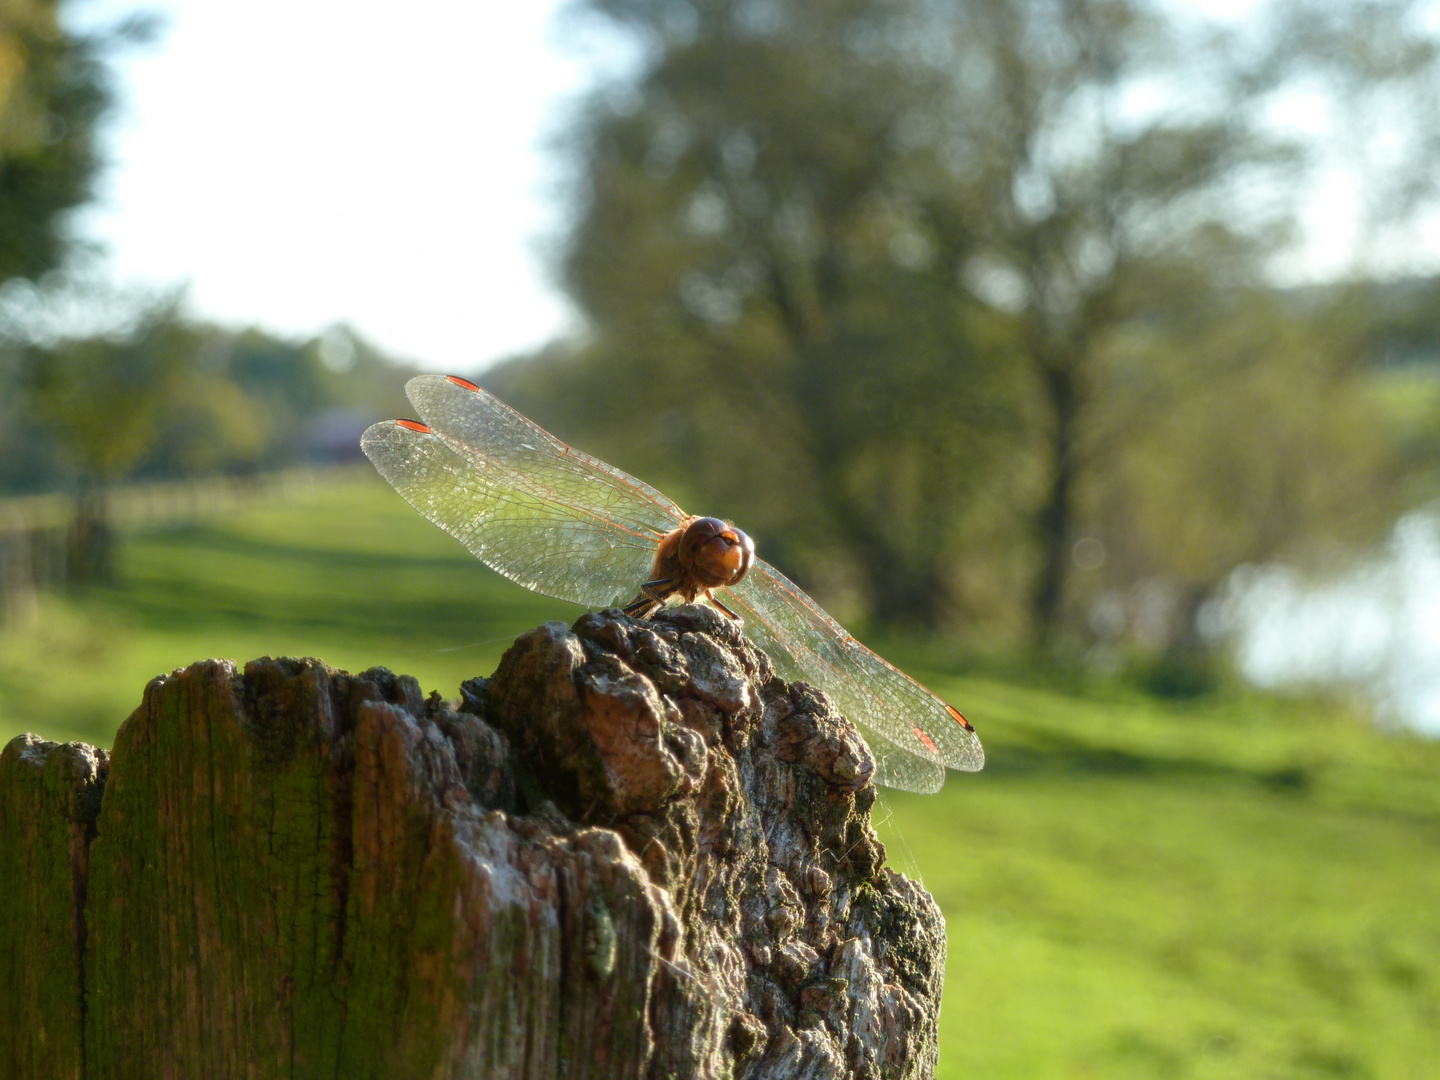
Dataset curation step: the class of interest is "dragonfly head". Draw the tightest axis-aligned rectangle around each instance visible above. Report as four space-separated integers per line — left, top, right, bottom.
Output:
679 517 755 588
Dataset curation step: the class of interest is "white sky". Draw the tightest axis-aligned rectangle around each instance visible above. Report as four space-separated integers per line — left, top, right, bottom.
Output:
66 0 624 373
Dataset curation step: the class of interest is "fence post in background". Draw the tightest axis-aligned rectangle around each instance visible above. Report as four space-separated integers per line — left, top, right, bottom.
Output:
0 506 68 625
0 531 32 624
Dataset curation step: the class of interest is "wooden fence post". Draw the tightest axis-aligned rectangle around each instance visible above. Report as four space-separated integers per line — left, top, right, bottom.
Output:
1 606 947 1079
0 735 106 1079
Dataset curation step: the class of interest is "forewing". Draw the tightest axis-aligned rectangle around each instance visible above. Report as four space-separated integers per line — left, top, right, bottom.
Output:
360 375 685 608
724 560 984 793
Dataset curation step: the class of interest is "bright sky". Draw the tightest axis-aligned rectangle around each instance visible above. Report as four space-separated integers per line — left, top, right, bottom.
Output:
67 0 625 373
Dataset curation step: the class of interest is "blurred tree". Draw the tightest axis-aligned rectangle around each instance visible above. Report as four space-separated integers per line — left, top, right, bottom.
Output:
14 302 414 578
1073 285 1403 665
27 303 192 484
19 310 416 486
527 0 1439 650
0 0 124 283
24 302 186 580
0 0 150 571
509 0 1045 633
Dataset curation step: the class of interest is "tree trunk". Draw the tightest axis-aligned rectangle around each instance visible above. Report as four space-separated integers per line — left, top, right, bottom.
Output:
65 490 114 586
1031 359 1080 648
1 606 947 1080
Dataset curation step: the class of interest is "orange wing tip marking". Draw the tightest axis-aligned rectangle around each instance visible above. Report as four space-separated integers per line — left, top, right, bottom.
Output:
945 704 974 732
396 418 431 433
914 726 939 754
446 375 481 391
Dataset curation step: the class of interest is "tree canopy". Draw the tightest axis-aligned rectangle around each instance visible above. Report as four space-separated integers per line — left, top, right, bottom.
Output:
493 0 1440 655
0 0 115 284
1 299 416 497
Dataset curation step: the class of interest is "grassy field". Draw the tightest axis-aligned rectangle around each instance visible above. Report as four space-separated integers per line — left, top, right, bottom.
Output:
3 473 1438 1079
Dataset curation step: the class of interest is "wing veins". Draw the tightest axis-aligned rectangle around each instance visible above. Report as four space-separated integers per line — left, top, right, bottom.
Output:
424 430 673 545
723 577 943 770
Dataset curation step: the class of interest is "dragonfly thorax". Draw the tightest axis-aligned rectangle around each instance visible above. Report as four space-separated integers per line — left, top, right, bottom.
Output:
653 517 755 597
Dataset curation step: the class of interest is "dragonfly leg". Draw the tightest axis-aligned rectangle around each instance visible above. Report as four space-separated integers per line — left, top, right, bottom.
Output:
708 592 741 622
623 578 678 619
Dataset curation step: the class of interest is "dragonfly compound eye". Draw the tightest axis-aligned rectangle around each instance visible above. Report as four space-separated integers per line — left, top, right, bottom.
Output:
681 518 754 587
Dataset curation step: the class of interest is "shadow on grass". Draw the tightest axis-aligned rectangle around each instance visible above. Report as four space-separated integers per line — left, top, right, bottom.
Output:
982 725 1313 795
127 524 481 573
90 526 580 640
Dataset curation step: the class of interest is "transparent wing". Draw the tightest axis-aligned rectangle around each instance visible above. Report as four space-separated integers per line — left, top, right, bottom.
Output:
360 375 686 608
363 375 982 793
724 560 984 793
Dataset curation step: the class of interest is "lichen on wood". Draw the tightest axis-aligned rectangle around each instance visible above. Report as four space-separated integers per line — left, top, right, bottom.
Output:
1 605 947 1080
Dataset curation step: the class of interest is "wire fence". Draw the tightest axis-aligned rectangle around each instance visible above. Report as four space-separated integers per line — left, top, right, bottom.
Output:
0 467 367 625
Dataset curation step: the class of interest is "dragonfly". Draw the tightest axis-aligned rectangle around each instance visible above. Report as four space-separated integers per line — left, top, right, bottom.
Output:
361 374 983 793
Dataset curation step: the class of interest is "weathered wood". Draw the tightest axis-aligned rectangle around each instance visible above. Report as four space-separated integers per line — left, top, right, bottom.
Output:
2 605 946 1079
0 736 108 1080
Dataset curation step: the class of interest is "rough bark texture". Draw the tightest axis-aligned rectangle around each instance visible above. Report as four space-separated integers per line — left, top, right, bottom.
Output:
1 605 946 1080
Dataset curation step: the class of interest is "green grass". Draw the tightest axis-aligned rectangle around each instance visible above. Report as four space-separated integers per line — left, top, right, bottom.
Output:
0 472 587 746
4 473 1439 1078
879 676 1440 1079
